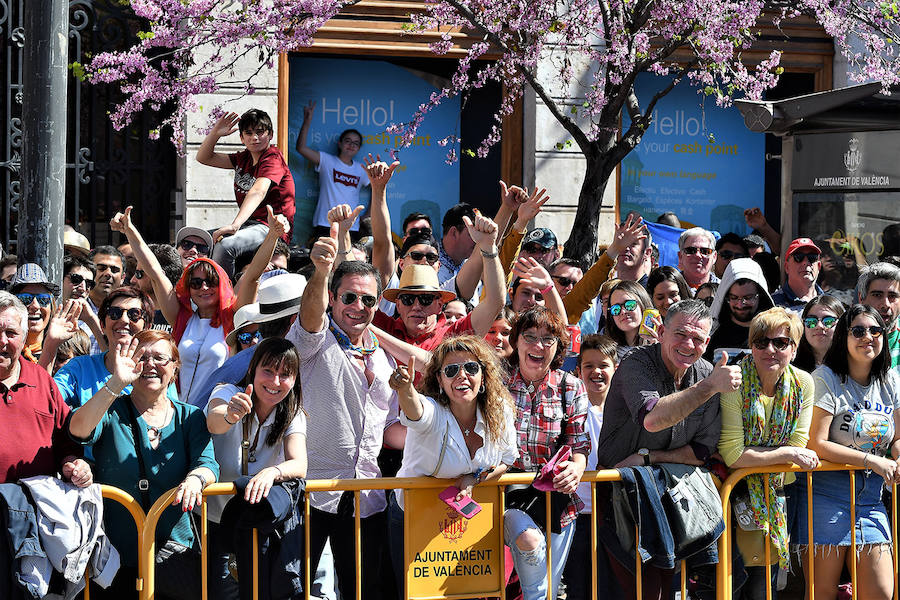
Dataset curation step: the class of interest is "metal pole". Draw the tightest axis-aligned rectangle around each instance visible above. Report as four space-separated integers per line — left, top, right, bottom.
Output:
19 0 67 284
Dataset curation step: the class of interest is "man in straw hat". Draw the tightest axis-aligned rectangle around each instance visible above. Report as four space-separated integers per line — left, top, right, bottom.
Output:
372 211 505 350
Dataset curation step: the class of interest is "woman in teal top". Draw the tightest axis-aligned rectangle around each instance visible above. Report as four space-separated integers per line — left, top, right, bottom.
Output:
69 329 218 600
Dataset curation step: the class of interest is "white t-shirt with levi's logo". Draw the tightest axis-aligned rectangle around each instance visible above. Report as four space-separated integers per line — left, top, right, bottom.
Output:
313 151 370 230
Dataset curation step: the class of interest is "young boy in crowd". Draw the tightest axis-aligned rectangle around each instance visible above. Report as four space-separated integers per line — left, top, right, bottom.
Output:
197 108 296 278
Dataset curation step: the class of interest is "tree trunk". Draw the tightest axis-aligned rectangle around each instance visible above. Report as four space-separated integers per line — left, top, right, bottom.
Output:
562 148 618 266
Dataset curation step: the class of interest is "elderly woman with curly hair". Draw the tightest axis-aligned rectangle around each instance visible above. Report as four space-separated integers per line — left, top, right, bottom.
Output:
386 335 517 594
505 306 590 600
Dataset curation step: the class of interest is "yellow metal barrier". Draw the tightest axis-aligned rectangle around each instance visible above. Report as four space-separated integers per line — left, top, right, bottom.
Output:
83 485 145 598
716 461 897 600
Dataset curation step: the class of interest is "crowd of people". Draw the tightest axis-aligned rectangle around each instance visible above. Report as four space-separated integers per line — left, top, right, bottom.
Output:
3 107 900 600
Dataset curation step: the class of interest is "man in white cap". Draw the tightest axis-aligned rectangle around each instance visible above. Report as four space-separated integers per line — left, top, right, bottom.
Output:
189 271 306 408
372 213 504 350
175 226 214 268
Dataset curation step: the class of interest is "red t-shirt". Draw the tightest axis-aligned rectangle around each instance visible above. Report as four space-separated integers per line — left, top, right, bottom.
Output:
0 358 82 483
372 311 475 351
229 146 296 241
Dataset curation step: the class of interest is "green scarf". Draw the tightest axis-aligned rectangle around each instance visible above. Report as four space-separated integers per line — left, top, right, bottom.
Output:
739 354 802 568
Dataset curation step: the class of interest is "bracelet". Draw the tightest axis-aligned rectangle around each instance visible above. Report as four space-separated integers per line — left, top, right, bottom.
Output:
863 453 870 472
188 473 207 489
223 413 238 426
539 283 554 295
273 465 284 481
102 383 123 397
337 249 352 255
480 248 498 259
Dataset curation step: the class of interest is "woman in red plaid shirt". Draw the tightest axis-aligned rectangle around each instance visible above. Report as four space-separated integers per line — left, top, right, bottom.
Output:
504 306 590 600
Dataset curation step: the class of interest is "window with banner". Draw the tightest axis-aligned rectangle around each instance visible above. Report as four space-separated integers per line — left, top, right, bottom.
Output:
793 191 900 304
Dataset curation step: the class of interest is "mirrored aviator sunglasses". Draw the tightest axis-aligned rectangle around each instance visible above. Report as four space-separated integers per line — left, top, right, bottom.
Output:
609 299 638 316
804 316 837 329
442 361 481 378
17 293 53 307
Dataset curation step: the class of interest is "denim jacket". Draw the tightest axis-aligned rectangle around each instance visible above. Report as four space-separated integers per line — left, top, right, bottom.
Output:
0 483 49 599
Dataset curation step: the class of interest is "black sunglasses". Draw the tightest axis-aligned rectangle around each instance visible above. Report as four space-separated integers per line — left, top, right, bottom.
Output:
106 306 146 323
340 292 377 308
189 277 215 290
406 251 439 265
17 293 52 307
752 336 792 351
522 244 550 255
791 252 820 264
179 239 210 255
718 250 746 260
237 331 261 346
442 361 481 379
133 269 145 280
682 246 714 256
68 273 96 290
850 325 883 339
552 275 577 288
406 227 432 238
398 293 438 307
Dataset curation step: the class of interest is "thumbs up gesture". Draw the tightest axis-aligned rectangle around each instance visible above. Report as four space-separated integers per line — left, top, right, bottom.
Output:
226 384 254 424
311 223 340 273
709 351 742 394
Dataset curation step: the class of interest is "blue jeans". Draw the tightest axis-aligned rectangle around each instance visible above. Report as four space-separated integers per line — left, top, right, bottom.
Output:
211 222 270 279
504 508 576 600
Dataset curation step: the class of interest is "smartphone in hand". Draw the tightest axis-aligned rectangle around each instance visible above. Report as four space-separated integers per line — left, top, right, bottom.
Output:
439 486 482 519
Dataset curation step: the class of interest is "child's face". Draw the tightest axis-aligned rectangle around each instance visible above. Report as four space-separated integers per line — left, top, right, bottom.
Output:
339 134 362 158
240 125 271 153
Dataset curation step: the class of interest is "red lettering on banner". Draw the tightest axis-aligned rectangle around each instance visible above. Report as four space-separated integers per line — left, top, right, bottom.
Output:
333 170 360 187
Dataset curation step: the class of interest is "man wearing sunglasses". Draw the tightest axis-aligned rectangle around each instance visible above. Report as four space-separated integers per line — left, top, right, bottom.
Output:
713 233 749 279
704 258 774 363
62 255 106 350
858 262 900 368
373 215 503 351
175 226 214 268
289 227 404 600
677 227 719 290
772 238 824 315
401 212 433 242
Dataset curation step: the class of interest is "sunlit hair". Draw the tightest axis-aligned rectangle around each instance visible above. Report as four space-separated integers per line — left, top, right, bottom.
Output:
134 329 181 372
238 338 302 447
495 305 516 325
419 335 512 443
795 295 847 372
606 280 652 347
647 266 691 309
748 307 803 348
599 278 621 301
508 306 569 370
0 291 28 332
823 304 890 384
576 334 618 369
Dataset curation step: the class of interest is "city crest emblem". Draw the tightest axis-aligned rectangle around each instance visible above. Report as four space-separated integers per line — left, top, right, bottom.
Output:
438 507 468 543
843 138 861 173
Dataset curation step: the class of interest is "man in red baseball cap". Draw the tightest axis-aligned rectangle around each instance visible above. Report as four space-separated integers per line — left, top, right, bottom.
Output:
772 237 824 314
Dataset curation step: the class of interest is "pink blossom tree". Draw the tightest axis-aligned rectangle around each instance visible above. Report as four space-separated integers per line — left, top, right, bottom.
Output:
87 0 900 262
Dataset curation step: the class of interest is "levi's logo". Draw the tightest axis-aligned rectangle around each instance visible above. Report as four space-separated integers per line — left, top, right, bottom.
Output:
333 170 360 187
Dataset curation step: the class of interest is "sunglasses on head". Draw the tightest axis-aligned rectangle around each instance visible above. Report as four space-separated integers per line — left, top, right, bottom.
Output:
791 252 820 264
406 227 432 238
398 293 438 307
682 246 714 256
804 315 838 329
552 275 577 288
752 336 792 351
179 239 210 255
340 292 377 308
609 299 638 316
189 277 215 290
719 250 746 260
17 293 52 307
68 273 95 290
406 250 439 265
237 331 261 346
106 306 146 323
850 325 883 339
441 361 481 379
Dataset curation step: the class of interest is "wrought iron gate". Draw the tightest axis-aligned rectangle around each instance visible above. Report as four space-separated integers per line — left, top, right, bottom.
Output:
1 0 176 254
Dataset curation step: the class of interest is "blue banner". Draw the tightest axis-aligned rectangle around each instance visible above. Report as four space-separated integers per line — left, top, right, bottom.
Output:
620 74 764 236
287 56 461 244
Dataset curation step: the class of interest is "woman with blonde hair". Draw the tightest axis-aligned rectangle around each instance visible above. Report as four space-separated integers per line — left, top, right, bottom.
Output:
387 335 517 593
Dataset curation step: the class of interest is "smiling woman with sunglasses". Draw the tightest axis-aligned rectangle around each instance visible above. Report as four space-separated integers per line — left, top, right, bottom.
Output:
385 335 516 593
794 295 846 372
717 307 818 599
605 280 655 359
794 304 900 600
110 205 288 406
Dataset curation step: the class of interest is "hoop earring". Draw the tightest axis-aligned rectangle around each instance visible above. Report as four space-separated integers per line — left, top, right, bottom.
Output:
479 383 485 393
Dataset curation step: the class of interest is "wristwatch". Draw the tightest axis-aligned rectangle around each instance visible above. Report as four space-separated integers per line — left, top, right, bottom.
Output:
638 448 651 466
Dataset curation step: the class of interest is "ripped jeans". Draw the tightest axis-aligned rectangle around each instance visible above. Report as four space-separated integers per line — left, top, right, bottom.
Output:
503 509 576 600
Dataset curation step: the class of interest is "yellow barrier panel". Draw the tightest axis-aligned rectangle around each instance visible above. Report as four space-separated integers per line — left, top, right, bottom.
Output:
82 485 145 598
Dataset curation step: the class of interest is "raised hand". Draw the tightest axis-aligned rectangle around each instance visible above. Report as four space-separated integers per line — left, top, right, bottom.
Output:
212 111 240 138
463 214 499 249
108 338 144 390
310 223 339 273
743 207 767 231
363 153 400 189
512 256 552 290
302 101 316 122
499 180 527 211
109 206 136 237
514 187 550 228
389 356 415 393
327 203 365 237
708 352 741 394
266 205 290 240
226 384 254 424
607 213 646 259
44 300 82 346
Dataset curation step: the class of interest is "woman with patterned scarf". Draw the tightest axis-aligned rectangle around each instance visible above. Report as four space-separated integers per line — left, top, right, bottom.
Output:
718 307 819 600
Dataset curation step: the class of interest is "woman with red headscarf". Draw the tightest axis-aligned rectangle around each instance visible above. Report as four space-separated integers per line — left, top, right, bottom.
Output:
111 205 289 406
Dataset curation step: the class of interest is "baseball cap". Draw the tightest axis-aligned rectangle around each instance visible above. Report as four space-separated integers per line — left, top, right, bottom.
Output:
785 237 821 258
523 228 558 250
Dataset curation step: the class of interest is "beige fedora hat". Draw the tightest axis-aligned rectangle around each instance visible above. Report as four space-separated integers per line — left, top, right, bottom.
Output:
381 264 456 304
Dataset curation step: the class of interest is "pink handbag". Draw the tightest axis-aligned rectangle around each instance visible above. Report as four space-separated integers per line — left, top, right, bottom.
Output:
532 445 572 491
